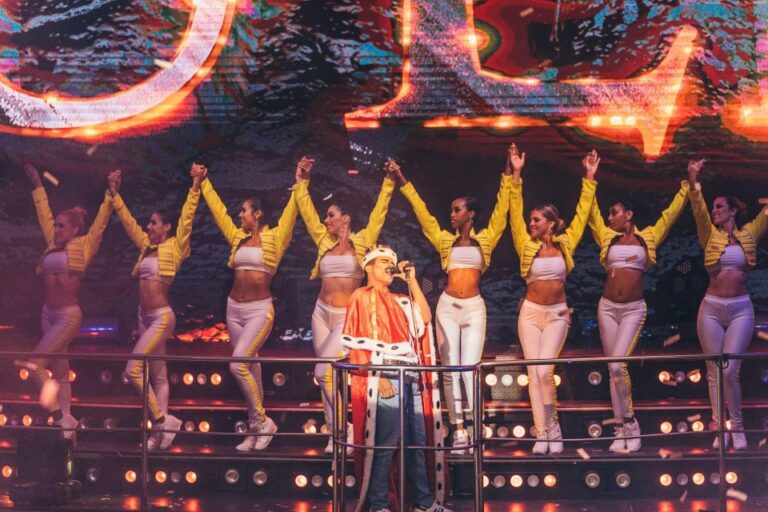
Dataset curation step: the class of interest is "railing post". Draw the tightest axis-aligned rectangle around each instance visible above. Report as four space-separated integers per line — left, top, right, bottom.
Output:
332 362 340 512
398 368 406 512
141 354 149 511
473 364 484 512
717 354 726 512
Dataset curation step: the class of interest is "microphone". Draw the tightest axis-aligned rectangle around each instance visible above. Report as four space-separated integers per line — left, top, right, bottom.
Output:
386 263 414 275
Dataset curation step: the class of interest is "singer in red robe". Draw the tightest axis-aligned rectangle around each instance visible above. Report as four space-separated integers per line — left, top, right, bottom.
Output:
340 245 450 512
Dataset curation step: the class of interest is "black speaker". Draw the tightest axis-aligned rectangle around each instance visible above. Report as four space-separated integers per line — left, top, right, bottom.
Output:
16 429 73 483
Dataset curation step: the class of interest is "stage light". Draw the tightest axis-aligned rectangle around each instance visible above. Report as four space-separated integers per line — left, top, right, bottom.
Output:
320 424 330 434
183 373 194 385
86 467 100 483
311 475 323 488
587 422 603 438
253 470 268 486
725 472 738 484
184 421 195 432
169 373 180 385
2 466 13 478
688 369 702 383
527 475 540 488
554 374 562 386
761 369 768 384
47 369 52 378
510 475 523 488
709 473 721 485
482 475 489 488
589 116 602 127
273 373 287 387
303 419 318 434
185 471 197 484
512 425 526 438
692 473 705 486
345 475 356 488
674 371 686 383
658 371 671 383
485 374 497 386
496 426 509 438
0 414 7 426
22 415 32 427
171 472 182 484
585 472 601 489
625 116 636 126
125 470 137 483
19 369 29 381
198 421 210 433
68 370 77 382
692 420 704 432
676 473 688 486
492 475 505 488
587 371 602 386
327 475 334 488
234 421 248 433
659 474 672 487
660 421 673 434
501 374 514 386
196 373 207 385
99 371 112 384
121 372 130 385
156 471 167 484
544 474 557 487
610 116 623 126
676 421 689 433
210 373 222 386
224 469 239 485
615 472 631 488
517 374 528 386
295 474 308 488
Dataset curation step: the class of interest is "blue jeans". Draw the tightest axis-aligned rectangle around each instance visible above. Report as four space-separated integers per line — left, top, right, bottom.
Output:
368 376 434 510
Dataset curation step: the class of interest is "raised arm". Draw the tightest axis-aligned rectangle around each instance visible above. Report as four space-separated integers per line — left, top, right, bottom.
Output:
171 163 205 258
292 157 328 247
272 180 301 259
744 201 768 243
562 152 599 251
26 163 55 246
399 261 432 325
686 159 712 248
110 170 150 251
360 159 397 247
396 164 445 252
508 143 530 257
81 170 118 265
200 175 240 245
582 151 607 244
649 181 690 246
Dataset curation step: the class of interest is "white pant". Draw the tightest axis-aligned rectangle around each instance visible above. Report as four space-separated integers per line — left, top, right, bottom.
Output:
597 297 646 420
31 304 82 415
436 292 487 425
311 298 347 428
227 297 274 424
518 300 569 433
697 294 754 427
126 306 175 421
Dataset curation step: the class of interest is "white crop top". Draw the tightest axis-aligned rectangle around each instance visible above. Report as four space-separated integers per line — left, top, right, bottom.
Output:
716 245 748 271
41 251 68 275
446 246 483 271
526 256 567 284
606 245 647 271
234 246 275 274
138 257 173 284
319 254 363 279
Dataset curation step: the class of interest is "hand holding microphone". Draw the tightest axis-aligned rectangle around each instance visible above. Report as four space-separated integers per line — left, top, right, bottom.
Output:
387 260 415 280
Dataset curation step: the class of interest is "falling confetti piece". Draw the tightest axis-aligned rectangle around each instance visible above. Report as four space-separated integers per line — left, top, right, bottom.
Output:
726 489 748 502
347 169 359 175
757 331 768 341
759 438 766 447
679 489 688 503
86 144 99 156
300 402 310 407
42 171 59 186
663 333 681 347
323 193 333 201
154 59 173 69
661 379 678 387
520 7 534 17
576 448 590 460
686 413 701 422
602 418 620 426
658 448 671 458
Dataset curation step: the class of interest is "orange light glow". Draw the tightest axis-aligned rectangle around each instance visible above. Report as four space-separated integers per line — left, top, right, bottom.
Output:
125 470 137 483
19 369 29 381
183 373 194 385
22 415 32 427
186 471 198 484
210 373 222 386
2 466 12 478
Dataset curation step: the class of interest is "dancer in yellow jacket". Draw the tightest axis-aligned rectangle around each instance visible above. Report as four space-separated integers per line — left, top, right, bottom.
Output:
200 159 305 451
293 158 396 453
23 162 115 440
508 145 597 455
588 169 689 452
687 159 767 451
391 153 513 453
109 165 203 450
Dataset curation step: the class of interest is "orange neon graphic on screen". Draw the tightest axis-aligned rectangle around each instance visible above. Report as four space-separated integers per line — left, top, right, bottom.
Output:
345 0 698 158
0 0 236 139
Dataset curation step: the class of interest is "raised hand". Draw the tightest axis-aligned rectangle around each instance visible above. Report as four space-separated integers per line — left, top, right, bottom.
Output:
190 163 207 191
687 159 705 184
582 149 600 180
23 162 42 188
107 169 122 196
385 158 407 186
295 156 315 184
508 143 525 177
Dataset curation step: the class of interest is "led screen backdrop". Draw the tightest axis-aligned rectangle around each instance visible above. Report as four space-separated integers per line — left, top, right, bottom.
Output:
1 0 767 351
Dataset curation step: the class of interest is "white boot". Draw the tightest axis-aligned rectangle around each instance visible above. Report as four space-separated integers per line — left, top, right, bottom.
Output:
532 428 549 455
452 429 469 455
157 414 182 450
546 422 563 454
252 416 278 450
624 419 642 452
608 424 626 453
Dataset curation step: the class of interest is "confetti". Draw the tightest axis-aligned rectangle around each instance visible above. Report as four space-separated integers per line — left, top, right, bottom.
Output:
576 448 590 460
663 333 681 347
726 488 748 502
759 437 766 447
323 193 333 201
347 169 359 175
658 448 682 459
679 489 688 503
300 402 310 407
86 144 99 156
520 7 534 17
661 379 678 387
686 413 701 422
757 330 768 341
154 59 173 69
602 418 620 426
42 171 59 186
